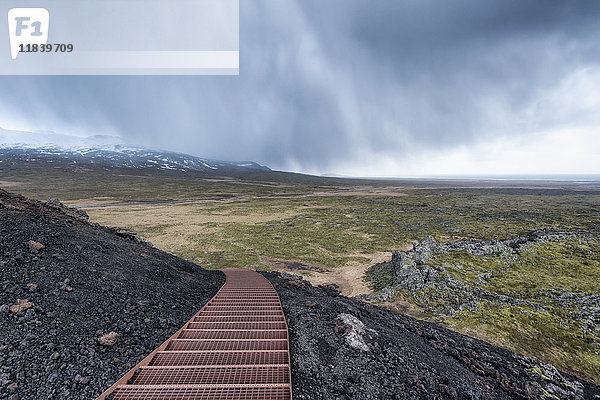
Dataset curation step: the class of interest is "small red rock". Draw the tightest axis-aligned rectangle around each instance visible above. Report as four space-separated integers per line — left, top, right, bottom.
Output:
9 299 34 313
28 240 44 251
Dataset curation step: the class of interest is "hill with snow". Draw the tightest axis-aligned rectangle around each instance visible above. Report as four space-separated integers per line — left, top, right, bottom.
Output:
0 127 269 173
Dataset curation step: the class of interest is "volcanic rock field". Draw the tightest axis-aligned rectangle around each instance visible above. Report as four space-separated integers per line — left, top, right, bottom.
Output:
1 188 599 399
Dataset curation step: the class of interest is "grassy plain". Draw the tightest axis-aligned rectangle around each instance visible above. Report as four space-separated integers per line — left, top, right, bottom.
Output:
1 161 599 382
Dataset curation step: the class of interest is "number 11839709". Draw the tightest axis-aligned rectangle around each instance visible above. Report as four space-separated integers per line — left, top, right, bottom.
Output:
18 43 73 53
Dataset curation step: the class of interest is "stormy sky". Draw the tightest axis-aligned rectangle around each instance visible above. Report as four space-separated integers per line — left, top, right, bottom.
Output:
1 0 599 176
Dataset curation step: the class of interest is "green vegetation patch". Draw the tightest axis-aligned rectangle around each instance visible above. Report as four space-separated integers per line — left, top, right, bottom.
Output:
450 302 600 383
366 235 600 383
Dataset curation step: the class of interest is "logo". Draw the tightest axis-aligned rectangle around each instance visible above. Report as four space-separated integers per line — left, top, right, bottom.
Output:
7 8 49 59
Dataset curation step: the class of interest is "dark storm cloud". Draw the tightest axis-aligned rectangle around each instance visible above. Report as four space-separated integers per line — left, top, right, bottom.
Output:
1 0 599 173
338 0 600 145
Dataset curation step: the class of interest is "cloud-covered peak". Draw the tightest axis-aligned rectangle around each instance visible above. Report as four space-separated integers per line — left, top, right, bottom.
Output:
0 127 126 151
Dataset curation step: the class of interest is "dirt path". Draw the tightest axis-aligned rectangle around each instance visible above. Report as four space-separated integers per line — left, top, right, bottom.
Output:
261 251 393 296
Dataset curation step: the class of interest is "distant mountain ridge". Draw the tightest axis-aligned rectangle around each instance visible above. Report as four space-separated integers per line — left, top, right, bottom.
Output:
0 127 270 173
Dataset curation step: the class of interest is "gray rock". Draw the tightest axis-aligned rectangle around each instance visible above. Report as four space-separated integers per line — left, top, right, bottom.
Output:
74 374 91 385
110 227 153 246
24 309 36 321
336 313 370 351
45 198 89 222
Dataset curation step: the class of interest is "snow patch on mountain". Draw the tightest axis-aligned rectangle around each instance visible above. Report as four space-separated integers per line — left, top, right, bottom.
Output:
0 127 270 173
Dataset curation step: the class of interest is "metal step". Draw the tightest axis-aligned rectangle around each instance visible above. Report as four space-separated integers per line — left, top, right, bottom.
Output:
96 268 292 400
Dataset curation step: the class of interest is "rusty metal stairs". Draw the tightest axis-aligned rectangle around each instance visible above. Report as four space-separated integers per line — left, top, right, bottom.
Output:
96 268 292 400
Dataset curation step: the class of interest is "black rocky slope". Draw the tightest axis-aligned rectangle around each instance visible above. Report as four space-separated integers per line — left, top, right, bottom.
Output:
0 189 225 399
263 271 600 400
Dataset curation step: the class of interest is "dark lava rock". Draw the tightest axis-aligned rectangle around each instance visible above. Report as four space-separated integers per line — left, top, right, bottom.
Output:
45 197 90 223
0 189 224 399
262 271 600 400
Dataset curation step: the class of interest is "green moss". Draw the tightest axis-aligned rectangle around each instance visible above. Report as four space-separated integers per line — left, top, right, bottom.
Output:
429 238 600 296
530 366 551 381
365 262 396 291
513 239 600 293
541 389 560 400
451 303 600 383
